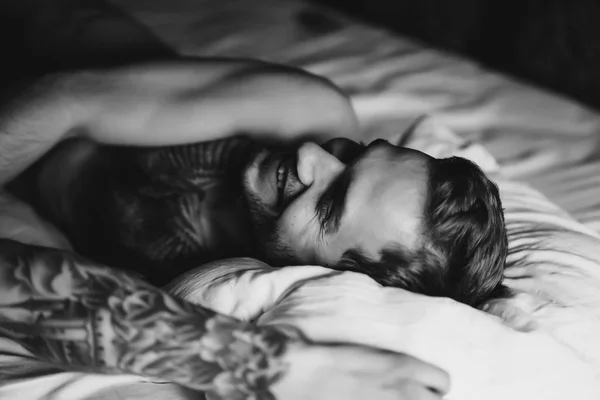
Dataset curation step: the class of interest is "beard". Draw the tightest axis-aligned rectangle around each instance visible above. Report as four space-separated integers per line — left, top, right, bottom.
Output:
242 185 300 266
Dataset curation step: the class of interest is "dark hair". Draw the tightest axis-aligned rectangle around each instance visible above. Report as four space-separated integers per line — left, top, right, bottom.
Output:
336 156 508 307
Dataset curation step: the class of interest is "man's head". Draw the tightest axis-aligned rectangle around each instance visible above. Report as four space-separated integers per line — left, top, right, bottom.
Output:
243 138 508 306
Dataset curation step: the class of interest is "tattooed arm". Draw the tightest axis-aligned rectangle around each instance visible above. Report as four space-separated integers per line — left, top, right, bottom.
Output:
0 237 290 398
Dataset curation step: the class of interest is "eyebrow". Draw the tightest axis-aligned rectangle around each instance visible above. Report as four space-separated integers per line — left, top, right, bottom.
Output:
315 160 357 235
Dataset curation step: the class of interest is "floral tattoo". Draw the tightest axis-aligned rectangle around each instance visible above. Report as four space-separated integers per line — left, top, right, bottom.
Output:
0 238 291 399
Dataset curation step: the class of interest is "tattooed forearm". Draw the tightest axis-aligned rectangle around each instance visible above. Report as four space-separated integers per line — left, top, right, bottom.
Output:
0 238 290 398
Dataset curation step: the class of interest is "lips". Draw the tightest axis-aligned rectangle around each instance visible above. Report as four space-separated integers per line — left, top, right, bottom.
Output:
244 148 307 217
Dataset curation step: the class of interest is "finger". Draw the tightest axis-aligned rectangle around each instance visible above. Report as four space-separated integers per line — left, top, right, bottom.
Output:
391 354 451 396
396 381 445 400
348 347 451 395
321 344 451 395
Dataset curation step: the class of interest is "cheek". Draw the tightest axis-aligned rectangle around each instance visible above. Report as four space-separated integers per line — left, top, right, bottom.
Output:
275 199 320 255
277 202 314 238
332 209 386 257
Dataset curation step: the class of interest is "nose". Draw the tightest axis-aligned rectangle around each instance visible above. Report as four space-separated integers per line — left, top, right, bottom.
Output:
296 142 345 186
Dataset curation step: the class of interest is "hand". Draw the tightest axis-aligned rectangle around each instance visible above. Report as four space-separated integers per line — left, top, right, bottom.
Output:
272 340 450 400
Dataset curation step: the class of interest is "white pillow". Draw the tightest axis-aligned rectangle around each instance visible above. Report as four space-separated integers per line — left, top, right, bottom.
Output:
254 268 600 400
166 251 600 400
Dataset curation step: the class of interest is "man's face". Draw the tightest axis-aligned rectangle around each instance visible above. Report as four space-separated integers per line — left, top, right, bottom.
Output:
242 138 432 266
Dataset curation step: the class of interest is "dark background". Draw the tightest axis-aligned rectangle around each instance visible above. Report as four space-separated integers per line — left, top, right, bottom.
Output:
312 0 600 112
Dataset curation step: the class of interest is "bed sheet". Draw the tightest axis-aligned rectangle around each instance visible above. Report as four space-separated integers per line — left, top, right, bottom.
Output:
111 0 600 233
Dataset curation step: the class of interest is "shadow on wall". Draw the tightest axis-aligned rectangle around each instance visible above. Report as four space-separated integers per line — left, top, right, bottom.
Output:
311 0 600 112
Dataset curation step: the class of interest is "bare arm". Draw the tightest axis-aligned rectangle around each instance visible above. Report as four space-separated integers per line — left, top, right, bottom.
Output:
73 60 360 147
0 59 358 186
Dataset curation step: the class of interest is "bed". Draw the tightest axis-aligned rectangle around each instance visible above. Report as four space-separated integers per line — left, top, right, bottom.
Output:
2 0 600 399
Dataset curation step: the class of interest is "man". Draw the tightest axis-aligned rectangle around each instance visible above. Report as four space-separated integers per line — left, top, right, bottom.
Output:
0 0 451 399
19 129 508 308
6 4 509 311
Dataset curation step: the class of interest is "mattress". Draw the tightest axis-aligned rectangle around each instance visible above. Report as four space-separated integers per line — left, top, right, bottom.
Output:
110 0 600 233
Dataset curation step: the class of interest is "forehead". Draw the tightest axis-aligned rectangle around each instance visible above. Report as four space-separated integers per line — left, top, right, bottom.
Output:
340 144 431 255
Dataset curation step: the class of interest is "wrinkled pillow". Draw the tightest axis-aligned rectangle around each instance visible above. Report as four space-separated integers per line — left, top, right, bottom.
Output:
167 256 600 400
